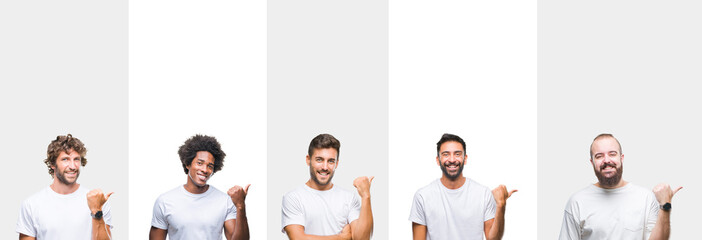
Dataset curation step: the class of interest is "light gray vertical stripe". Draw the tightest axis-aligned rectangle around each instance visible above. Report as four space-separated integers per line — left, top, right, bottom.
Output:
0 0 127 238
268 0 388 239
538 1 702 238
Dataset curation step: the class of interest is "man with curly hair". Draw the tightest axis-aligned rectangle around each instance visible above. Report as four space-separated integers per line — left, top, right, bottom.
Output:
16 134 114 240
281 133 374 240
150 134 250 240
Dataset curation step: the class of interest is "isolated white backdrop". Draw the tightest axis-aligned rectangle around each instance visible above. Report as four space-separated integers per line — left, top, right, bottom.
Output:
129 0 266 238
388 0 537 238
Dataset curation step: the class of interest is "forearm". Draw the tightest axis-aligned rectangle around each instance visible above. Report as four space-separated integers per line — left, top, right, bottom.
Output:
649 210 671 240
231 206 250 240
351 196 373 240
288 233 346 240
487 204 506 240
91 218 111 240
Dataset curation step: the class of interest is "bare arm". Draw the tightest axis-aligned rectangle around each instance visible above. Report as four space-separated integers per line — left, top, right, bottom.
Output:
226 184 251 240
350 176 374 240
19 233 35 240
87 189 113 240
149 227 167 240
284 224 351 240
486 185 517 240
649 184 682 240
411 222 427 240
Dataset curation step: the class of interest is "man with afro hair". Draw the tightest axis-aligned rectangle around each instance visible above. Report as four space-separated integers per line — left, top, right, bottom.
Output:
150 134 250 240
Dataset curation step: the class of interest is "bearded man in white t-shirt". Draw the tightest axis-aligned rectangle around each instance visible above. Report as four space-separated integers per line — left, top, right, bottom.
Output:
150 134 250 240
559 133 682 240
409 133 517 240
282 133 374 240
16 134 114 240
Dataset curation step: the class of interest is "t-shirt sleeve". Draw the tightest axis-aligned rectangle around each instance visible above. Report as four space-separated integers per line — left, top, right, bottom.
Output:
644 192 659 240
347 194 361 223
151 196 168 230
281 193 305 233
558 200 581 240
16 200 36 237
226 196 238 221
484 188 496 221
408 191 426 225
102 197 114 229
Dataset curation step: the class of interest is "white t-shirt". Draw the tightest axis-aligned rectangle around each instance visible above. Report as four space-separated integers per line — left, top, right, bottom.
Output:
559 183 659 240
151 185 237 240
16 185 113 240
409 178 496 240
281 184 361 236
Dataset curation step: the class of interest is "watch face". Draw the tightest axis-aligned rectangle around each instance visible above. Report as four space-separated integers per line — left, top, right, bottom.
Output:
94 211 103 219
662 203 671 210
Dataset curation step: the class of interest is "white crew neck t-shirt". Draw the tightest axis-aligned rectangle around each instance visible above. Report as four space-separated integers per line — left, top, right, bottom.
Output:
409 178 496 240
559 183 659 240
281 184 361 236
151 185 237 240
16 185 113 240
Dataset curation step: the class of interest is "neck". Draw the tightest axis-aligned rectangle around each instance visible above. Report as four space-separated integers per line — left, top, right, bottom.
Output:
50 179 80 195
596 180 628 189
306 179 333 191
440 175 466 189
184 177 209 194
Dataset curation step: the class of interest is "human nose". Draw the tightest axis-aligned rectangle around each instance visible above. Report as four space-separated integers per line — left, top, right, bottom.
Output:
67 160 78 169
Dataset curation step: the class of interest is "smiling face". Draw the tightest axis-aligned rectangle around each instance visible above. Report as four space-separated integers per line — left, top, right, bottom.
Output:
590 136 624 188
306 148 338 190
186 151 215 188
437 141 466 180
53 149 82 186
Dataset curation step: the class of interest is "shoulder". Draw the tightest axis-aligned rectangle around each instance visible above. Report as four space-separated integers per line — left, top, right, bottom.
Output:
565 185 592 204
155 186 185 202
21 187 50 208
626 183 652 194
332 185 356 198
466 178 491 193
207 186 229 198
414 179 440 197
283 185 307 198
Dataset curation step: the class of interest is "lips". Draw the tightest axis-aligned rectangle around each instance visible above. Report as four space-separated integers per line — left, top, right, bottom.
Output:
445 163 460 171
196 172 208 181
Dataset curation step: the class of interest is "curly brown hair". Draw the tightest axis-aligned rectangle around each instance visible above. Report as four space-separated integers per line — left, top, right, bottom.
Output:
178 134 226 174
44 134 88 176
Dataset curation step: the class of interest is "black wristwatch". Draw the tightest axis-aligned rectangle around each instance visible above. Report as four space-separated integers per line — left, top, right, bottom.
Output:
91 210 103 220
660 202 672 212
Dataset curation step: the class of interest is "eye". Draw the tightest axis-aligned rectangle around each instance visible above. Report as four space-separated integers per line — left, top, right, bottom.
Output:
441 153 450 158
329 159 336 164
208 165 214 170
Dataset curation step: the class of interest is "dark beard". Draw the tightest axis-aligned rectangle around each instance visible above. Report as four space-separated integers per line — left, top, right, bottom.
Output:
440 162 464 180
309 166 333 186
595 164 623 188
56 169 79 185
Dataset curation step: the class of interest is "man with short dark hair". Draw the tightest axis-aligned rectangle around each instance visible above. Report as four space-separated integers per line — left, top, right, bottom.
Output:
150 134 250 240
17 134 113 240
281 133 374 240
410 133 516 240
559 133 682 240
